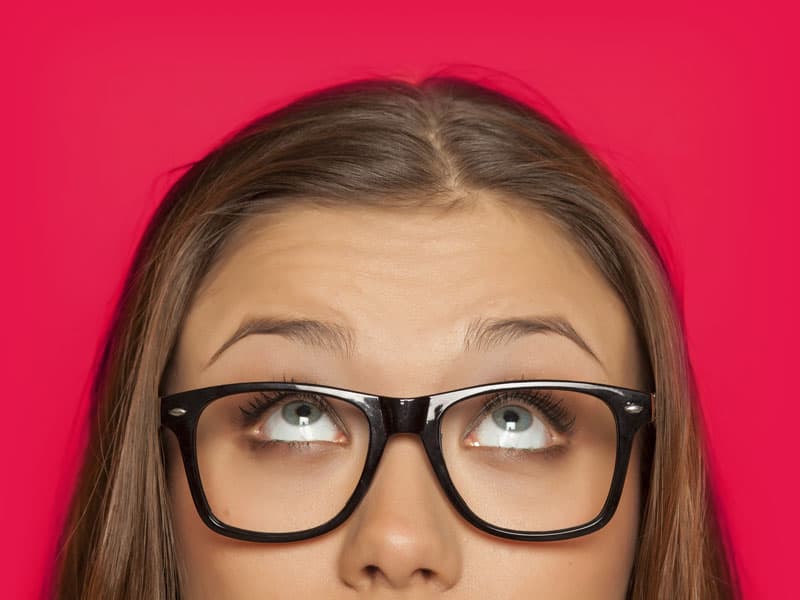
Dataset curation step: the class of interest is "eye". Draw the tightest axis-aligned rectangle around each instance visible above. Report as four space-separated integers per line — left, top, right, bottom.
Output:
281 401 323 426
464 404 552 450
492 405 534 432
461 390 574 452
242 393 349 445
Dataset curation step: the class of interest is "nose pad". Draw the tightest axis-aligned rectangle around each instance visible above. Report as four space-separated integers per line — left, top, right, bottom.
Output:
337 434 462 591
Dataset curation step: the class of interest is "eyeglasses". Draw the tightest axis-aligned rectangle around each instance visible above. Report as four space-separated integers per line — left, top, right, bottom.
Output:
160 379 654 543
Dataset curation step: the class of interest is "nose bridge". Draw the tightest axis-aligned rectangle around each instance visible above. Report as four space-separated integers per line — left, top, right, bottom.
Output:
380 396 430 434
339 397 463 591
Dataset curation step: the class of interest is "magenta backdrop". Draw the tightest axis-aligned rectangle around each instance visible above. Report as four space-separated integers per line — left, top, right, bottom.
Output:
3 3 797 598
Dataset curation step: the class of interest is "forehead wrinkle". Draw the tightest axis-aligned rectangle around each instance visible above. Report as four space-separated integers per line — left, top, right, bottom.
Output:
186 201 632 386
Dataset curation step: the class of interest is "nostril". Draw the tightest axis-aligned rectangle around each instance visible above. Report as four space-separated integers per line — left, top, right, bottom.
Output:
364 565 380 578
362 564 436 583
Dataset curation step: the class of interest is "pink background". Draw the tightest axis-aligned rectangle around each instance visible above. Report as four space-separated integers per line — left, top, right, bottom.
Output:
3 3 797 598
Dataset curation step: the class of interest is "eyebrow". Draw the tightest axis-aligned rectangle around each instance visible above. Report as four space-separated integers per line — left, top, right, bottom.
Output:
463 316 603 369
204 314 604 371
205 316 356 368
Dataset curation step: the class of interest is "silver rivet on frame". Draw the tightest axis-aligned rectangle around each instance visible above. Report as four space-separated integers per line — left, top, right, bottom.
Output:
168 408 187 417
623 403 643 414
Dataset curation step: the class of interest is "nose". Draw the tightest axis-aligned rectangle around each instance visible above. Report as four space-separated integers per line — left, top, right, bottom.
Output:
337 434 463 592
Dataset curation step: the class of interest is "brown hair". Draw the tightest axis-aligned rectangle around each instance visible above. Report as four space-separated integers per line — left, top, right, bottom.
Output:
51 72 739 599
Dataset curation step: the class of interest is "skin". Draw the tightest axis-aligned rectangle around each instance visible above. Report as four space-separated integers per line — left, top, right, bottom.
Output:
163 195 647 599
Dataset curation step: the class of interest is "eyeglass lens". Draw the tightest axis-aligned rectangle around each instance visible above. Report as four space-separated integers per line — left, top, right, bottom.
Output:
194 386 618 534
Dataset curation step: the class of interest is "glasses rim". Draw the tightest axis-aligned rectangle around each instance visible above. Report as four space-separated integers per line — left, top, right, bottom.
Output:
161 378 655 543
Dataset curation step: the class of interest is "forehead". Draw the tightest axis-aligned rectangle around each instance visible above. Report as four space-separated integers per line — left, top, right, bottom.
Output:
169 198 643 394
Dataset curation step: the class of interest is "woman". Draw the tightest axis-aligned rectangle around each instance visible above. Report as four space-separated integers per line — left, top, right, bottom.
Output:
52 75 739 598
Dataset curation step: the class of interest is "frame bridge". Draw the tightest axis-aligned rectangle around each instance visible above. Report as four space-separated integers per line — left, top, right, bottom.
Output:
380 396 430 434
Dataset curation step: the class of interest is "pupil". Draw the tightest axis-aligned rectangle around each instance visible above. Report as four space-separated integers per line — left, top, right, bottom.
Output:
503 409 519 423
295 404 312 418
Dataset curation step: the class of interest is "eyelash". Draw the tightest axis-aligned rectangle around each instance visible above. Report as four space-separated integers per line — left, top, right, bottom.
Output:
238 375 576 436
474 389 576 434
238 375 304 423
238 387 327 426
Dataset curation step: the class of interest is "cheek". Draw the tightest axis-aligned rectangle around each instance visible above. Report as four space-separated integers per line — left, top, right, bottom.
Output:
164 431 235 596
460 438 642 599
164 431 343 599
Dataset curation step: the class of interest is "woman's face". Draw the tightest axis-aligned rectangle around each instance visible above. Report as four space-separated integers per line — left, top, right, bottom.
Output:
163 197 647 599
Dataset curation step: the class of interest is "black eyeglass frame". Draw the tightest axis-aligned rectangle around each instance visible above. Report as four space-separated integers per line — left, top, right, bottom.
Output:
161 379 655 543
